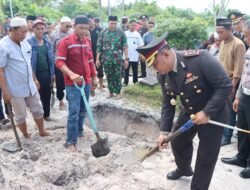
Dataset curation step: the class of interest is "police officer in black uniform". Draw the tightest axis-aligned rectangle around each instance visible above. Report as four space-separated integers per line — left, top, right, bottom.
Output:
137 33 232 190
228 11 249 50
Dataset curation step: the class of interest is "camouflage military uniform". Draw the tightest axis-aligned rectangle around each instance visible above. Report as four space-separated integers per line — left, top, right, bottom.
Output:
97 28 127 94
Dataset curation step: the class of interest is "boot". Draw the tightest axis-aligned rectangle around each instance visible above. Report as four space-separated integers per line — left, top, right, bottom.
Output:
240 159 250 178
34 118 50 137
17 122 30 138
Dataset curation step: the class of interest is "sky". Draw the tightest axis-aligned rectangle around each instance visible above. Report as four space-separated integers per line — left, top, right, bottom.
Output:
103 0 250 14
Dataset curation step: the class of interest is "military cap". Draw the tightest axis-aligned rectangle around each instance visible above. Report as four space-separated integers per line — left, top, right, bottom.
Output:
216 18 232 26
136 32 169 67
26 15 36 21
109 16 118 21
75 15 89 25
139 14 149 20
228 11 245 24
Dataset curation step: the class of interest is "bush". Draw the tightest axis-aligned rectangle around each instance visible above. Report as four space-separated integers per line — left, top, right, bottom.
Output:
155 17 208 50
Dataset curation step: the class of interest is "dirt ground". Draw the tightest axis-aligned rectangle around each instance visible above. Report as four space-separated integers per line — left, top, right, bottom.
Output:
0 88 249 190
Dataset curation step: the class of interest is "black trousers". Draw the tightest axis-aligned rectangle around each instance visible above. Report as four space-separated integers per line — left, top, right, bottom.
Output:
237 94 250 161
140 60 146 77
171 107 228 190
37 71 51 118
124 61 138 85
55 67 65 101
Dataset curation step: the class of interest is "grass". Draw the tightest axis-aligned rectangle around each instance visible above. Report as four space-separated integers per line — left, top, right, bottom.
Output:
122 83 163 109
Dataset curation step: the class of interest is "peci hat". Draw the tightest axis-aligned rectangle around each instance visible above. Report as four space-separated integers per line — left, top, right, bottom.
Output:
60 16 71 23
10 17 27 27
216 18 232 26
75 15 89 25
26 15 36 21
108 16 118 21
228 11 245 24
32 19 46 28
136 32 169 67
139 14 149 20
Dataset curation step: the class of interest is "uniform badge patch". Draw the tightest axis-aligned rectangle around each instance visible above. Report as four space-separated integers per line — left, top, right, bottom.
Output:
183 50 200 57
185 75 199 84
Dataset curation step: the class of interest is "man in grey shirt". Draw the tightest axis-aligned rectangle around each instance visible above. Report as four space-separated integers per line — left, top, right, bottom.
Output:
0 17 49 138
50 16 72 110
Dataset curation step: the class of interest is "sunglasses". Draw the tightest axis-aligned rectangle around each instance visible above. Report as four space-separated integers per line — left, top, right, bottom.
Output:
66 25 72 28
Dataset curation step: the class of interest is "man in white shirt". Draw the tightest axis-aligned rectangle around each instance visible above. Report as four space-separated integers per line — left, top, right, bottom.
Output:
124 20 144 85
0 17 49 138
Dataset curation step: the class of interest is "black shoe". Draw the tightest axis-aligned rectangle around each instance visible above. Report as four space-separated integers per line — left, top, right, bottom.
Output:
239 167 250 178
166 169 193 180
221 138 231 146
221 156 247 168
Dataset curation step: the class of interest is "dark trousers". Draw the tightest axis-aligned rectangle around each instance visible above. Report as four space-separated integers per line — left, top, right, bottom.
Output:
55 67 65 101
223 98 237 141
124 61 138 84
237 94 250 161
140 60 146 77
171 108 228 190
0 89 5 120
37 71 51 118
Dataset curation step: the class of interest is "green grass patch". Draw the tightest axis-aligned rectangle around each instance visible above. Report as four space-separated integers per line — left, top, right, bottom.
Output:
123 83 162 109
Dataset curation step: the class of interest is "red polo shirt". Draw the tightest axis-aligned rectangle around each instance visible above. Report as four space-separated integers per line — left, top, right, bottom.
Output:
56 33 96 85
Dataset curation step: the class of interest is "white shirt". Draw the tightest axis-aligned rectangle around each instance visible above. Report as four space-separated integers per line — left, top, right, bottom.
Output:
0 36 37 97
125 30 144 62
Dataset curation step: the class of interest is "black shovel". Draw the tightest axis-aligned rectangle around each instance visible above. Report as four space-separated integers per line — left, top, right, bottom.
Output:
1 103 22 153
74 80 110 158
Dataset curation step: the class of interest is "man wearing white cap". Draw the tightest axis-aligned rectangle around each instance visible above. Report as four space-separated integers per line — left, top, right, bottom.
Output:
0 17 49 138
51 16 72 110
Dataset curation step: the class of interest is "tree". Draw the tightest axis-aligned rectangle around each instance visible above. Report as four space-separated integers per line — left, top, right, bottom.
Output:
156 17 208 50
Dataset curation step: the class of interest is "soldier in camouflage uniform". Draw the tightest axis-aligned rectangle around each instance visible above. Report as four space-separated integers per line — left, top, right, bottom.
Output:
96 16 128 99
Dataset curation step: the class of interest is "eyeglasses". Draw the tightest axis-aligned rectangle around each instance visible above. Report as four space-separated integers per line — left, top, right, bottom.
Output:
66 25 72 28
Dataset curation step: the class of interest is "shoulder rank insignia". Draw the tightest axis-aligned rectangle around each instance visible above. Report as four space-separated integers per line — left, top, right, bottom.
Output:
183 50 200 57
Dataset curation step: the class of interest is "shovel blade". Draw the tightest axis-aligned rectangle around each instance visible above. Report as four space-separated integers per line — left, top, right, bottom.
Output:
0 142 22 153
91 137 110 158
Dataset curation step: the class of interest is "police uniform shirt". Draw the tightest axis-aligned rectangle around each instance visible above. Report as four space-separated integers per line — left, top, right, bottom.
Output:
236 49 250 98
159 50 232 132
218 36 246 80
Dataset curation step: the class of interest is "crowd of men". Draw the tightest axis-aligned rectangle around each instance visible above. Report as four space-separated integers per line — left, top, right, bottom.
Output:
0 10 250 190
0 14 155 150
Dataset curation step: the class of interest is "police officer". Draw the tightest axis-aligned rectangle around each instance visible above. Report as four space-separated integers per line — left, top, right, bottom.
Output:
221 20 250 179
136 33 232 190
228 11 249 50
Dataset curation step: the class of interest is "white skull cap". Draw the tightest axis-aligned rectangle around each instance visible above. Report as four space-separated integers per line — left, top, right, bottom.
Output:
10 17 27 27
61 16 71 23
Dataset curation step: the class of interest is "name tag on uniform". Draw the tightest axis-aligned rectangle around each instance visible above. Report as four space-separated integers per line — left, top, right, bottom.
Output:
185 75 199 84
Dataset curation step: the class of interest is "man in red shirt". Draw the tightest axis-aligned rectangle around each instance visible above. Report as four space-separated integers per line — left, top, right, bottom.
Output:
56 15 97 152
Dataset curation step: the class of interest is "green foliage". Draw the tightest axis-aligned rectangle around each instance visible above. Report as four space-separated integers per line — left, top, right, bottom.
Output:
156 17 208 49
123 84 162 108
